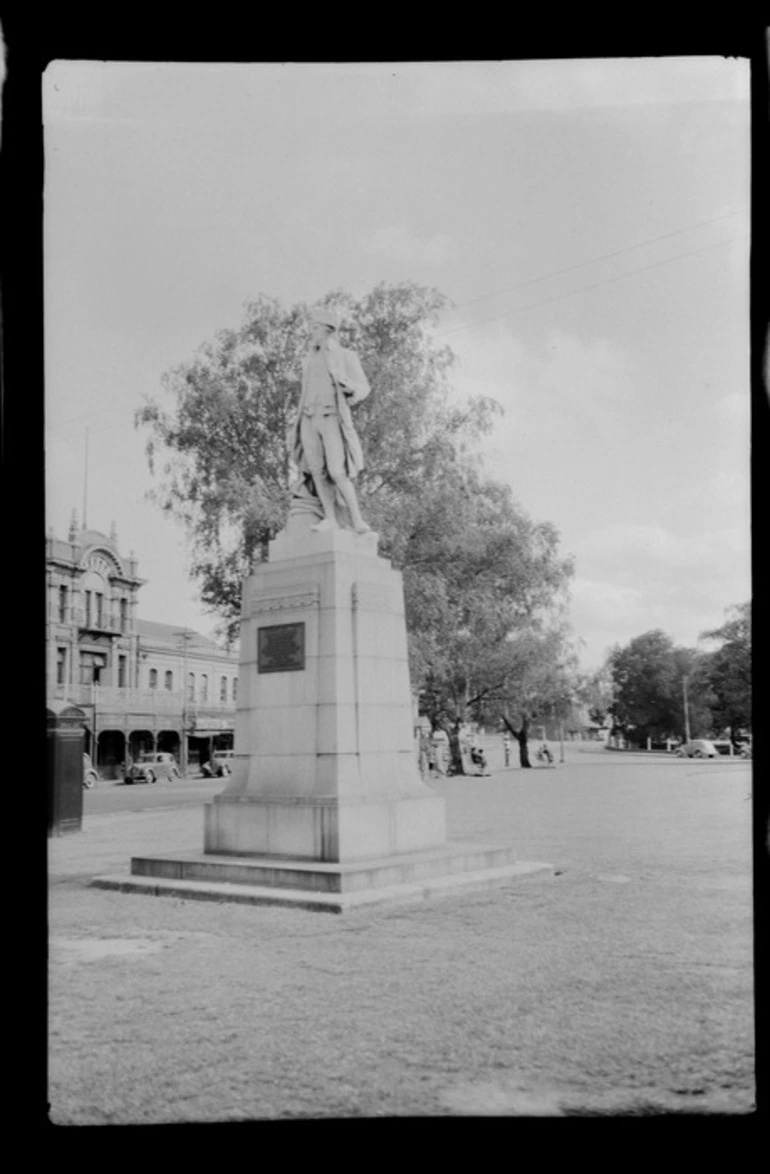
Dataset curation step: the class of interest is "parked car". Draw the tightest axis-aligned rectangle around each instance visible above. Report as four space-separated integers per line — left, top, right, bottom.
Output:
125 752 180 784
83 752 99 789
674 739 718 759
202 750 234 778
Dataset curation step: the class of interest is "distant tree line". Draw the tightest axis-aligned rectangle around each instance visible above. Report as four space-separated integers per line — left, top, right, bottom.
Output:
584 602 751 748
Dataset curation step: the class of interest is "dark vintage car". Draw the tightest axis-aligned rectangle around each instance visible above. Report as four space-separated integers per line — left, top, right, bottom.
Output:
125 752 180 785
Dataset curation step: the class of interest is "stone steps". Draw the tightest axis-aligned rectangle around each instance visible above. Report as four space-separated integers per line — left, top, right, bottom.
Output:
91 845 553 913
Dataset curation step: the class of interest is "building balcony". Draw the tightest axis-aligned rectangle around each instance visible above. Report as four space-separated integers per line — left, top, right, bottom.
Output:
49 682 236 722
77 615 129 636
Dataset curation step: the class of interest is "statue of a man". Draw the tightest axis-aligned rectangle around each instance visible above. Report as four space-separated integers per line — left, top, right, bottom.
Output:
291 307 371 534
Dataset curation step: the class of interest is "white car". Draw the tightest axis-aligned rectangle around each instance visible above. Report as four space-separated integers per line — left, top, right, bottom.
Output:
675 739 718 759
202 750 234 778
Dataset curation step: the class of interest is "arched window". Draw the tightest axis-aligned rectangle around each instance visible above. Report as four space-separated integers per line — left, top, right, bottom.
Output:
120 598 128 630
149 668 158 688
220 676 227 702
164 670 173 691
201 674 209 701
188 673 195 701
232 677 238 702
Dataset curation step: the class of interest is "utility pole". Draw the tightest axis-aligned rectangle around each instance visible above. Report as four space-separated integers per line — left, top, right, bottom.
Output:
173 629 194 776
82 427 89 530
683 675 691 743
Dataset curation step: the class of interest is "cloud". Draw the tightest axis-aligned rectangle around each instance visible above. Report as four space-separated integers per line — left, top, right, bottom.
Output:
569 567 750 671
571 577 645 624
439 324 750 667
361 224 456 266
570 515 750 670
445 325 636 500
680 469 750 522
705 391 751 444
581 520 748 575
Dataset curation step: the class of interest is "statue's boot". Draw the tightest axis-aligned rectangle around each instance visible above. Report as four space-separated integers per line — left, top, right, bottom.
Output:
311 517 338 533
336 476 371 533
309 472 340 531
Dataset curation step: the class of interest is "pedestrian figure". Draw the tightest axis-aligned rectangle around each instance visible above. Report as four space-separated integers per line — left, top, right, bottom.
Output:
470 744 490 776
502 731 512 768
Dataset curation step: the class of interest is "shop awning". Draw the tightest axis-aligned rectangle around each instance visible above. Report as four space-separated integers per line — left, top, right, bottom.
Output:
190 729 233 738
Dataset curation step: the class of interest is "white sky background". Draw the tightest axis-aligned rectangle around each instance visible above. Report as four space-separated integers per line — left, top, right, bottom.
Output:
43 59 750 668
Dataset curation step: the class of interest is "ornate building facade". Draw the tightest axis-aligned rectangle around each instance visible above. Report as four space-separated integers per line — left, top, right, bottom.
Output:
46 513 239 778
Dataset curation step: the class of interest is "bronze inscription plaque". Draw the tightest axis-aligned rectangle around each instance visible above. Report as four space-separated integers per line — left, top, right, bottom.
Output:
257 622 305 673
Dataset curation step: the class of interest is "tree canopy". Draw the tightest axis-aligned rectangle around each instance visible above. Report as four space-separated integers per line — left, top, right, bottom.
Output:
136 282 499 637
699 602 751 739
604 614 750 746
400 465 575 767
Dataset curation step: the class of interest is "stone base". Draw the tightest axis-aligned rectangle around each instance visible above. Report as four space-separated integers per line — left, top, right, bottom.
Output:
91 843 554 913
203 792 447 862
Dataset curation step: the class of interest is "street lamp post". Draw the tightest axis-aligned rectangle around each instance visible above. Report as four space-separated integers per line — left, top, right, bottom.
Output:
173 629 193 777
683 675 691 743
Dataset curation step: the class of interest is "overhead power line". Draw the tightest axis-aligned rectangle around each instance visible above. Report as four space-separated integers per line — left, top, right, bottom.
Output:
445 207 745 316
48 411 132 439
435 234 746 339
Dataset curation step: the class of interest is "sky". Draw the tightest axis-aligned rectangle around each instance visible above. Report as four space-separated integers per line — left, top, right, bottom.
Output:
43 59 750 670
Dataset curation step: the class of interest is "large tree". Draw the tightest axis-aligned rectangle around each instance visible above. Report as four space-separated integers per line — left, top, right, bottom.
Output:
700 602 751 744
136 282 499 640
402 467 574 769
607 630 681 743
607 630 715 744
488 629 579 768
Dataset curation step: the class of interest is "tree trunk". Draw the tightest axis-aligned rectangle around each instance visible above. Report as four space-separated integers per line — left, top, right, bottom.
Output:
516 715 532 768
502 714 532 768
437 718 466 775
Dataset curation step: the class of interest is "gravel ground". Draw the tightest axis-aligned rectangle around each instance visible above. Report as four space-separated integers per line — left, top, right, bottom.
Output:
48 749 755 1122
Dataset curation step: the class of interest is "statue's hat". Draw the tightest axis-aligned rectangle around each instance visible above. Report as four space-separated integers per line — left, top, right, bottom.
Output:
311 306 341 330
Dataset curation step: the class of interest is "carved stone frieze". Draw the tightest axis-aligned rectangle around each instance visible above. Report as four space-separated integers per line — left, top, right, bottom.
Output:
247 587 320 616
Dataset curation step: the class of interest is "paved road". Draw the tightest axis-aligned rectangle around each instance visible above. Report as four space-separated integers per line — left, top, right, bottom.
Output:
83 742 746 817
51 747 754 1122
85 773 224 815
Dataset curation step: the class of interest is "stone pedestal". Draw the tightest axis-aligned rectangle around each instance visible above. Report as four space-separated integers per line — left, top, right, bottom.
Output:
203 526 447 861
92 524 553 910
